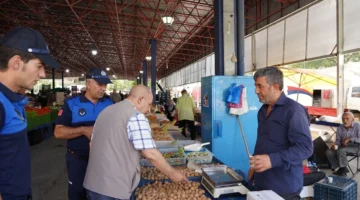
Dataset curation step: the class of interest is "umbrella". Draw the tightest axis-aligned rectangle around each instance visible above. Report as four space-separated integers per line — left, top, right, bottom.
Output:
278 67 337 101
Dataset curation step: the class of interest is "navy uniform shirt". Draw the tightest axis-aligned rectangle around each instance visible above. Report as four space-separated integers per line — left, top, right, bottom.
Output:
56 95 113 156
254 93 313 196
0 83 31 198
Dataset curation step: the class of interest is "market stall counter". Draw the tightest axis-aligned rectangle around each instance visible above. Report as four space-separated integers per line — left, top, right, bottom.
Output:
135 153 249 200
140 114 250 199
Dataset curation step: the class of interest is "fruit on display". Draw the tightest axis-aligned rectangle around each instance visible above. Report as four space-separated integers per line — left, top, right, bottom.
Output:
135 181 210 200
141 166 201 180
25 106 52 115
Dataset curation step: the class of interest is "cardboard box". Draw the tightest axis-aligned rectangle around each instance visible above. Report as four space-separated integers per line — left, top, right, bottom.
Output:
247 190 284 200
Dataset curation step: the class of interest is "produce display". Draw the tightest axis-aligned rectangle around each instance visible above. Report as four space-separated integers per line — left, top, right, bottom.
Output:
140 163 221 180
152 134 173 141
135 181 210 200
186 149 213 164
151 131 168 136
141 166 201 180
160 120 171 124
147 115 158 123
140 148 186 166
163 148 185 159
25 106 59 130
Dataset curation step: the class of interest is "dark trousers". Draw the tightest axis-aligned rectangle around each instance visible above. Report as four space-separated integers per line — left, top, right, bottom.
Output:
280 193 301 200
179 120 196 140
87 190 128 200
66 152 88 200
1 195 32 200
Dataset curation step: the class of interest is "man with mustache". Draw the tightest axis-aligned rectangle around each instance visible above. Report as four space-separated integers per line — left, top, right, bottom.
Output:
326 112 360 176
55 68 113 200
249 66 313 200
0 27 60 200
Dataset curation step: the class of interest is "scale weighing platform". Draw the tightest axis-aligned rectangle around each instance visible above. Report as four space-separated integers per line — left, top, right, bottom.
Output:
201 165 249 198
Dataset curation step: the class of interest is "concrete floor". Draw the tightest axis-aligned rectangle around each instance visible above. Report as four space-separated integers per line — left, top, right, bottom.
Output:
31 137 360 200
31 138 68 200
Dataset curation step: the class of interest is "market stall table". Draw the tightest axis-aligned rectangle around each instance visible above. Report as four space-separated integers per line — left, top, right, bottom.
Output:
135 156 249 200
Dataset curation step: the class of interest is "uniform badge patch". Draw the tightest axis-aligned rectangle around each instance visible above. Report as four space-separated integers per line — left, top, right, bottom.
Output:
78 108 86 116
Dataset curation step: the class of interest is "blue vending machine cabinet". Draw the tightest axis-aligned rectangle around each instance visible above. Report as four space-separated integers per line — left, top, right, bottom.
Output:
201 76 262 178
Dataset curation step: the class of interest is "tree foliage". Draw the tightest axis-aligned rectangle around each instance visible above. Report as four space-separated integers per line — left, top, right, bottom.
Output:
288 52 360 69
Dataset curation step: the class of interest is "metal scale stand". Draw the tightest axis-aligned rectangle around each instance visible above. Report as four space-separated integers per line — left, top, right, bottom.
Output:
201 165 249 198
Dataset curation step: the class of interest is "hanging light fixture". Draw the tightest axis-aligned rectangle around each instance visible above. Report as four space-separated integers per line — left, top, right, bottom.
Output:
140 70 144 74
112 75 116 78
65 69 70 73
162 16 174 26
91 49 98 55
81 73 84 77
106 67 110 71
166 60 169 69
137 77 140 79
145 56 151 61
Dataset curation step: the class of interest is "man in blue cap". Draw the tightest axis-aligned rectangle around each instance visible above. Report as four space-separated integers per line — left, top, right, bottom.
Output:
0 27 60 200
54 68 113 200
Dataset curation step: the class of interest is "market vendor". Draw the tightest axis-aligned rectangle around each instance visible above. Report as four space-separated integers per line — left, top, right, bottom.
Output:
84 85 187 200
249 66 313 200
0 27 60 200
54 68 113 200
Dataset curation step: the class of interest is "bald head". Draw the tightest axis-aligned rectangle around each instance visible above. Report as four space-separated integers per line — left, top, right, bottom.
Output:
129 85 152 98
128 85 153 114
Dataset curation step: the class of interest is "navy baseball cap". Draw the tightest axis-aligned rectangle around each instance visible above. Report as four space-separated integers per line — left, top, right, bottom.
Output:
0 27 60 68
86 68 112 85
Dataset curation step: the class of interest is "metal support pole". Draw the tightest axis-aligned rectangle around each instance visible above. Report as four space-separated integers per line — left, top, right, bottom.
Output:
336 0 344 116
151 39 157 103
52 68 55 89
214 0 224 75
139 73 142 85
143 60 148 86
235 0 245 76
61 71 64 89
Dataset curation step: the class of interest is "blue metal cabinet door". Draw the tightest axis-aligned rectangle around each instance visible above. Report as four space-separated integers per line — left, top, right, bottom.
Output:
211 76 262 178
201 76 214 151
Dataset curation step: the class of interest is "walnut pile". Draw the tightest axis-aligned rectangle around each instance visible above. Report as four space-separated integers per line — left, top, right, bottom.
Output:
141 166 201 180
135 181 210 200
140 163 221 180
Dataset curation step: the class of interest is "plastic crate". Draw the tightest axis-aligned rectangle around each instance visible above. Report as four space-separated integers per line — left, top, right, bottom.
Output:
185 148 213 164
156 141 182 152
153 135 175 146
314 176 357 200
177 140 200 146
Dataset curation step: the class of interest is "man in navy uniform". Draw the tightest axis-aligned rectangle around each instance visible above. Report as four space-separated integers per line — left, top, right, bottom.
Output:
55 68 113 200
0 27 60 200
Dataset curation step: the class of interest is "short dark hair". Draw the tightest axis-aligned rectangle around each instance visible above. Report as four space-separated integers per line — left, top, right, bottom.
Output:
0 45 37 71
253 66 284 90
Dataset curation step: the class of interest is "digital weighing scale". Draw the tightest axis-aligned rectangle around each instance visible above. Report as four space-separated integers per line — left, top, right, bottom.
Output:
201 165 249 198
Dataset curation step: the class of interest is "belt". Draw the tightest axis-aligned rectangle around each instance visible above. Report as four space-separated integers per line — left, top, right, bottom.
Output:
67 149 89 162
